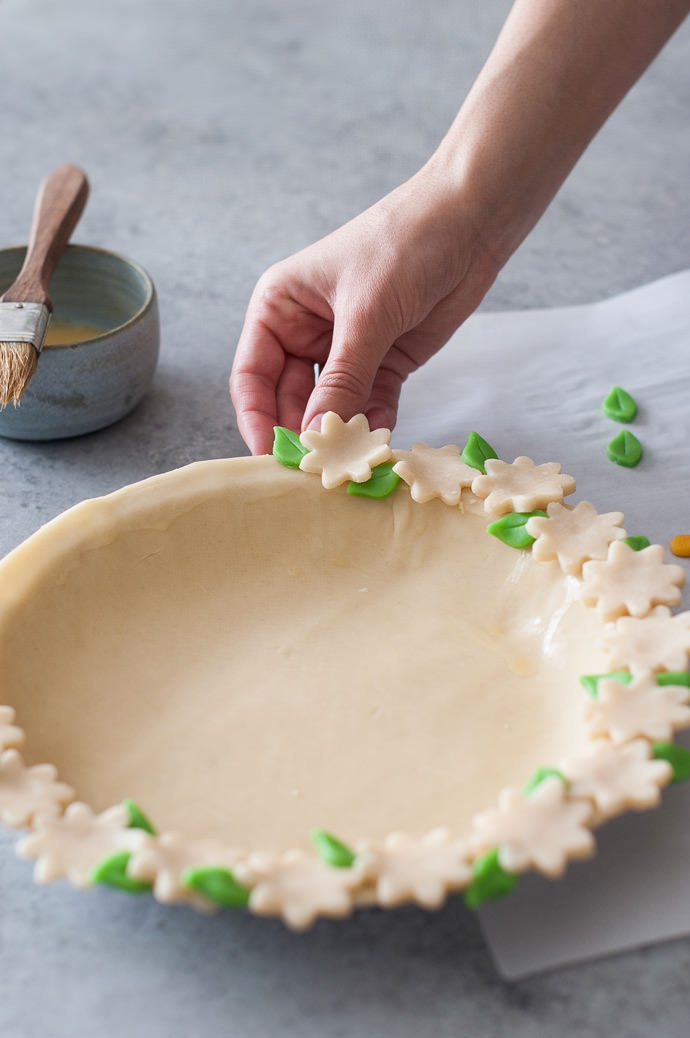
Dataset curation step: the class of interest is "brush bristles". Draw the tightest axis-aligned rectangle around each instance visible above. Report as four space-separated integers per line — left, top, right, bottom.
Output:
0 341 39 407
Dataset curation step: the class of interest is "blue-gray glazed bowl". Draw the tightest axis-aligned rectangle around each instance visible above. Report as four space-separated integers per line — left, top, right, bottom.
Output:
0 244 159 440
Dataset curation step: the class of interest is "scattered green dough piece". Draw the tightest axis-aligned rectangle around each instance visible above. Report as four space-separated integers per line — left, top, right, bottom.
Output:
347 462 400 500
461 431 498 474
464 849 518 909
622 535 651 552
123 799 156 835
606 429 642 468
652 742 690 784
181 866 251 908
579 671 633 699
656 671 690 688
91 850 152 893
602 386 638 423
487 510 547 550
311 828 356 868
272 426 309 468
522 767 567 796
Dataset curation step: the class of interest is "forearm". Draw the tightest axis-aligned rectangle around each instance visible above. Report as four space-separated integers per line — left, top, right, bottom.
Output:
428 0 690 263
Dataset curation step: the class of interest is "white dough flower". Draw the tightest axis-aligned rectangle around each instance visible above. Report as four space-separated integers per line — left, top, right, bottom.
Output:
391 443 476 506
16 802 149 889
562 738 672 821
583 673 690 744
0 749 74 828
235 848 367 930
471 456 576 516
580 542 684 621
526 500 625 575
299 412 392 489
601 606 690 674
471 776 594 877
356 828 471 908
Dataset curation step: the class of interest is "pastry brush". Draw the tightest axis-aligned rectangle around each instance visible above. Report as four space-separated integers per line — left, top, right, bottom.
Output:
0 163 89 407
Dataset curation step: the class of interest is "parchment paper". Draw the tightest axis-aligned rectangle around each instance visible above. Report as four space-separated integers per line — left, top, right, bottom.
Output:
395 270 690 979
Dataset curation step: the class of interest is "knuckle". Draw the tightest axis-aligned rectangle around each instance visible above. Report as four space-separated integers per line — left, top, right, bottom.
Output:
317 358 370 401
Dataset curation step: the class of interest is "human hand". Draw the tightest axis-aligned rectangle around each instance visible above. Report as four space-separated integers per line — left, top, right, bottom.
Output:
231 0 689 457
230 165 502 455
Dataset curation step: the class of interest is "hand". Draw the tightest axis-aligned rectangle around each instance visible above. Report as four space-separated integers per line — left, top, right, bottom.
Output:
230 165 502 455
231 0 689 457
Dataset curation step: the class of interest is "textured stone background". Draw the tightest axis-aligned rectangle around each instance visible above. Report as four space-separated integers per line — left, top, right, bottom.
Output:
0 2 689 1035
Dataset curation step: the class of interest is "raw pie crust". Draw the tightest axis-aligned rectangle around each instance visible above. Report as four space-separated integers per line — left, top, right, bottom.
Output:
0 416 689 929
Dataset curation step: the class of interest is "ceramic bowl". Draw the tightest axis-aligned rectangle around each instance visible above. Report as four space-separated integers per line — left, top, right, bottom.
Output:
0 244 159 440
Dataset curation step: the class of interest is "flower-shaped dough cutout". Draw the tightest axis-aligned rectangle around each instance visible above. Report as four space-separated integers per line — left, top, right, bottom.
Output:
356 827 472 908
299 412 392 489
0 706 25 752
602 606 690 674
471 776 594 877
391 444 476 506
583 674 690 745
16 802 150 888
580 542 684 621
235 848 367 930
562 738 672 821
526 501 625 575
0 750 74 828
471 457 576 516
128 832 245 909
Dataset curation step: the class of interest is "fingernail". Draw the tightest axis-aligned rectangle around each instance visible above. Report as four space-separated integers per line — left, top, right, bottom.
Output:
306 412 324 432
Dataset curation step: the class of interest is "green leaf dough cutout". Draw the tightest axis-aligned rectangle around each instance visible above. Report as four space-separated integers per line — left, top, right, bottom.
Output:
347 462 401 500
123 799 156 835
487 509 547 550
656 670 690 688
181 866 251 908
272 426 309 468
464 849 518 909
602 386 637 423
606 429 642 468
461 431 498 474
622 535 651 552
652 742 690 784
522 766 567 796
579 671 632 699
91 850 152 893
311 828 356 868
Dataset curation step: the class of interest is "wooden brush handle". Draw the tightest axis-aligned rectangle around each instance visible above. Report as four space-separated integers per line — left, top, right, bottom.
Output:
1 164 89 307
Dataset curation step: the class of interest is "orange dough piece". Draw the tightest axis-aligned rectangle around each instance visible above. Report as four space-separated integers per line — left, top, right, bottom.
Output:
670 535 690 558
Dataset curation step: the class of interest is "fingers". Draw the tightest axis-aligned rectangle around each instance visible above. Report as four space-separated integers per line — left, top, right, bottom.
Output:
275 355 320 432
362 363 407 433
301 302 397 432
231 267 336 455
230 317 286 456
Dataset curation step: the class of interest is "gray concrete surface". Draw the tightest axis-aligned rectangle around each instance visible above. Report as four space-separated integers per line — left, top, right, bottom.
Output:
0 1 689 1034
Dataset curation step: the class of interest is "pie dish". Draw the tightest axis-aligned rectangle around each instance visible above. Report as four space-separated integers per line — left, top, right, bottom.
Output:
1 413 689 929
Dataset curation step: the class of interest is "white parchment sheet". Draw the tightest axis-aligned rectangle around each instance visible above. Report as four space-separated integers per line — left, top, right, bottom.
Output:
395 270 690 979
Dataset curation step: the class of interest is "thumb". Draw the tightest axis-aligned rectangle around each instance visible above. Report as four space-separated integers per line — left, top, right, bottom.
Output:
301 309 394 431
